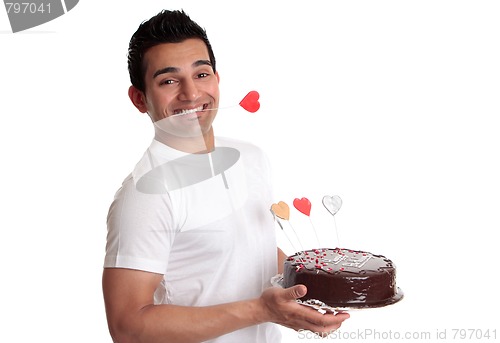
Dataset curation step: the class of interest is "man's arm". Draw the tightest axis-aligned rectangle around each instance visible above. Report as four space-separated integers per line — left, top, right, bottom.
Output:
103 268 264 343
103 268 349 343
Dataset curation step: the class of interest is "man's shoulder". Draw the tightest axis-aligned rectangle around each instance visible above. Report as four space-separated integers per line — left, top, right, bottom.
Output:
111 172 172 209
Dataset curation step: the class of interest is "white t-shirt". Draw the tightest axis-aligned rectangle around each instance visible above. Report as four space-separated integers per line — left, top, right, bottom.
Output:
104 137 281 343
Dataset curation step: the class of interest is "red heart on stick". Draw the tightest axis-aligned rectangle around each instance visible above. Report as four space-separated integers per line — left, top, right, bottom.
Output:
293 197 311 216
239 91 260 113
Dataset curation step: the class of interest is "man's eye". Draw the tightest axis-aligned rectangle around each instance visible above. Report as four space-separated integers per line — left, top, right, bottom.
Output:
197 73 209 78
160 79 175 85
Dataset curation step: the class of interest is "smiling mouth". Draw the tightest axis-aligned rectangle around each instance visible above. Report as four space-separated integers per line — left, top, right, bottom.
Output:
172 104 208 117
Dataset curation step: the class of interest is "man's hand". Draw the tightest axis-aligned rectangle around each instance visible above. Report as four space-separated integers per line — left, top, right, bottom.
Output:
259 285 350 337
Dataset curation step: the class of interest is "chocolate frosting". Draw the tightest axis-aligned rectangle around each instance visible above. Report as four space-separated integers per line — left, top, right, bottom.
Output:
283 248 399 307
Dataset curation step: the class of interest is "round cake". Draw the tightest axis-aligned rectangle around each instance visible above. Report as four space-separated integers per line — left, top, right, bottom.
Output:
283 248 401 308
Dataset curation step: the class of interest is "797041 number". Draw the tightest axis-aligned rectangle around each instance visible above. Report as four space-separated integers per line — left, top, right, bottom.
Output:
452 329 497 340
5 2 51 14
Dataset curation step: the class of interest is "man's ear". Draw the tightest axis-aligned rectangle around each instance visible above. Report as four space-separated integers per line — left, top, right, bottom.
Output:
128 86 148 113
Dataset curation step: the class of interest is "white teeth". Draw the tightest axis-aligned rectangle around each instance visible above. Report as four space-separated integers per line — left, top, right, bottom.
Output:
175 105 204 116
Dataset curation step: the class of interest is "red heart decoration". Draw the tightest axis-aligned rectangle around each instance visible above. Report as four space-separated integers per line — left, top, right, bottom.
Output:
239 91 260 113
293 197 311 216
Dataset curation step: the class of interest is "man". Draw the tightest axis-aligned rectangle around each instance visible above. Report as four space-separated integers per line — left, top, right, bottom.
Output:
102 9 349 343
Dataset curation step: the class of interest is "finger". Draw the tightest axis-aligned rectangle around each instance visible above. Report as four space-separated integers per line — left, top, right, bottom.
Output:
333 312 350 320
298 324 338 338
301 317 347 337
282 284 307 301
283 311 348 336
304 310 350 329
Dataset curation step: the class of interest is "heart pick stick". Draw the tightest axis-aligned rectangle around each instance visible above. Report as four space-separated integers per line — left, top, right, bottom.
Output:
293 197 321 247
271 202 305 256
170 90 260 118
322 195 342 247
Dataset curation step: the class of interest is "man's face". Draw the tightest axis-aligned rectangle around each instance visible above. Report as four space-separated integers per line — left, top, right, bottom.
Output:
141 38 220 139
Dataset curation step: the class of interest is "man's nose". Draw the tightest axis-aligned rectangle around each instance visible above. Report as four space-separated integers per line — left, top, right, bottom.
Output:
178 79 200 101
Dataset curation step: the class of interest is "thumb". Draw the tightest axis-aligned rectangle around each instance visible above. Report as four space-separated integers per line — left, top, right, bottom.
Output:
283 284 307 301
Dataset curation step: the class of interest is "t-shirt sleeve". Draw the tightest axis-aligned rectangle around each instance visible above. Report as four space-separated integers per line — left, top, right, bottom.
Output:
103 176 176 274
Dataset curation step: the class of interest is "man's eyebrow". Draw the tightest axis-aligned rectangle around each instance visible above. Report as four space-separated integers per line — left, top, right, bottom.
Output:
153 67 179 79
193 59 212 68
152 60 212 79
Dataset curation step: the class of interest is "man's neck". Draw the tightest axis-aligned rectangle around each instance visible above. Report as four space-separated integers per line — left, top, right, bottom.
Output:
154 128 215 154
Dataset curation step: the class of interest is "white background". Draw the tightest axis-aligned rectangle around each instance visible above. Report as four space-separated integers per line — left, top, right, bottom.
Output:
1 1 499 342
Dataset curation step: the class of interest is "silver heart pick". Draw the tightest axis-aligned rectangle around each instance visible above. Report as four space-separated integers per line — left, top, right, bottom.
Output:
322 195 342 247
322 195 342 216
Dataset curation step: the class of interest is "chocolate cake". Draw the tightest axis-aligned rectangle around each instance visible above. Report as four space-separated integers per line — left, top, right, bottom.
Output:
283 248 402 308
